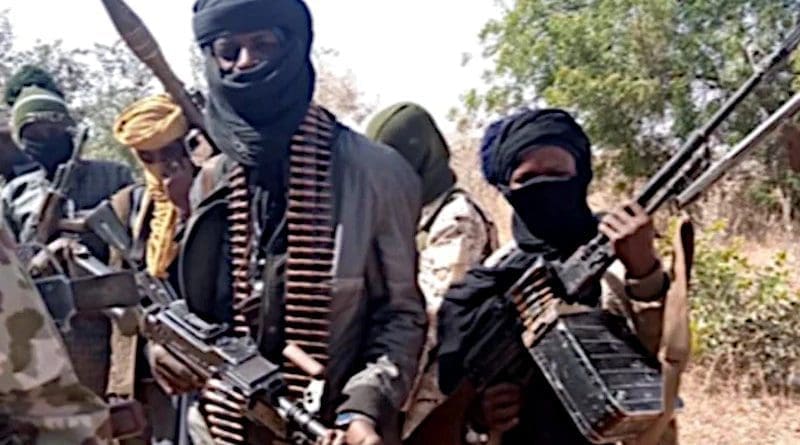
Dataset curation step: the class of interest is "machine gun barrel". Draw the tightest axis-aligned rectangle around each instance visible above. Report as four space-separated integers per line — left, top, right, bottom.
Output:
558 23 800 299
676 92 800 207
637 23 800 208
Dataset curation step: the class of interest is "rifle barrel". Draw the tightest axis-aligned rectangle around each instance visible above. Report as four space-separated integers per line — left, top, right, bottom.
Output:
636 23 800 209
677 92 800 207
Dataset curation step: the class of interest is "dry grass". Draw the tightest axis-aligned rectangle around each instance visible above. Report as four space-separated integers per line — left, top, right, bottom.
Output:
679 367 800 444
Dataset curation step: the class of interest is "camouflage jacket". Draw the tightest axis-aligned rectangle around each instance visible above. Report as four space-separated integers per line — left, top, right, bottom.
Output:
0 221 111 444
404 189 498 438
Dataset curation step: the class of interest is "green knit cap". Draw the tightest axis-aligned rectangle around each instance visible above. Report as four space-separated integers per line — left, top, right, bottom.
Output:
10 86 74 144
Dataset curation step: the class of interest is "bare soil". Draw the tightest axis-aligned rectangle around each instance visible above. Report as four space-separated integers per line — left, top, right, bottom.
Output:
679 367 800 444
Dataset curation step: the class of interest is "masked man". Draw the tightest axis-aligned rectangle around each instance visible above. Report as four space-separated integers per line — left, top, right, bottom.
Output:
0 217 112 445
437 109 674 444
108 93 200 444
366 103 498 440
149 1 427 444
0 68 134 397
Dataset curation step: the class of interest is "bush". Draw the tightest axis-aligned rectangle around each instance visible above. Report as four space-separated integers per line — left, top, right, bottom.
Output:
673 220 800 389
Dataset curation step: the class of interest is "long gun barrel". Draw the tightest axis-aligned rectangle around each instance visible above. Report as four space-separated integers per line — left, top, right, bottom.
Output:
676 92 800 207
557 23 800 299
31 127 89 245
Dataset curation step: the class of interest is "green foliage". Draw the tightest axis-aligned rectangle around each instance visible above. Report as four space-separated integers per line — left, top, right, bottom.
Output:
677 220 800 387
3 64 63 106
0 11 156 168
466 0 799 179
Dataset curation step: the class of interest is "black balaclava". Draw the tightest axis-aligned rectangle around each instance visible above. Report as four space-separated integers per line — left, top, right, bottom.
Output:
483 109 597 254
21 132 73 178
193 0 316 177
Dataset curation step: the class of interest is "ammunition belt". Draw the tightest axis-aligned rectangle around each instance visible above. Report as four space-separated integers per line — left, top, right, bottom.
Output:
283 106 336 398
226 105 336 400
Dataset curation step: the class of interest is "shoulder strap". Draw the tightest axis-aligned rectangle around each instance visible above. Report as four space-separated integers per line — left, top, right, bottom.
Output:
419 187 464 234
199 154 226 202
109 184 136 227
418 188 499 254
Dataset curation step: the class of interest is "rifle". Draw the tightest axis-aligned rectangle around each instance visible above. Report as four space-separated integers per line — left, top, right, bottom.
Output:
31 127 88 245
83 201 329 444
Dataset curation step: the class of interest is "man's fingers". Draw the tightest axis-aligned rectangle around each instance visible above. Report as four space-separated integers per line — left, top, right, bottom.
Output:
493 416 520 433
486 404 521 424
484 390 521 408
360 434 383 445
160 354 203 386
152 375 177 395
330 429 346 445
207 379 247 403
599 222 620 240
484 383 520 397
602 211 627 232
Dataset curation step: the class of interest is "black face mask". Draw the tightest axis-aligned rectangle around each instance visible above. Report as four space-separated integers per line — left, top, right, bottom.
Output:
203 33 315 169
21 133 73 178
504 176 596 251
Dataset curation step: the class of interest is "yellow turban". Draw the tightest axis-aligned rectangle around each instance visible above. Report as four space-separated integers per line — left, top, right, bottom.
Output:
113 93 188 152
114 93 188 278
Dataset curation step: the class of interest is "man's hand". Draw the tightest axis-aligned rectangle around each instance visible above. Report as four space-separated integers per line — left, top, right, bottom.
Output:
317 419 382 445
146 343 204 395
599 202 658 278
474 383 522 433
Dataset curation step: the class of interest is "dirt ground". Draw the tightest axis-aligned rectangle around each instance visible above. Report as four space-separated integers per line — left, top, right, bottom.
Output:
679 367 800 444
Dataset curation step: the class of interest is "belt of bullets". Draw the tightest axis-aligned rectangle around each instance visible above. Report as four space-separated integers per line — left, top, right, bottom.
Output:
282 105 336 398
226 104 336 399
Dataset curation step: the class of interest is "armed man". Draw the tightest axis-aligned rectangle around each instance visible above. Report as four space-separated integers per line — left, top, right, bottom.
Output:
107 93 201 444
0 66 134 397
145 1 427 444
0 217 112 445
366 103 498 441
437 109 680 444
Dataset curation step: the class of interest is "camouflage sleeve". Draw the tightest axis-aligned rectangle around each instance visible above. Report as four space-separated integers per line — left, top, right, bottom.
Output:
0 223 112 444
401 196 493 436
418 195 492 311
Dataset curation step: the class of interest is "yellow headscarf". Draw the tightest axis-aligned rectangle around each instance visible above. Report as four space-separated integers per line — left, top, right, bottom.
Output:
114 94 188 278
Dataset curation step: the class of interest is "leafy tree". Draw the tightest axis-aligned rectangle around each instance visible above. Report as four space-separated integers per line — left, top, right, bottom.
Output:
463 0 799 180
0 10 156 167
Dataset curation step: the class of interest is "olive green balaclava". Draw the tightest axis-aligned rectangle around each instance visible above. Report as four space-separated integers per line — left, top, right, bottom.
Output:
366 102 455 205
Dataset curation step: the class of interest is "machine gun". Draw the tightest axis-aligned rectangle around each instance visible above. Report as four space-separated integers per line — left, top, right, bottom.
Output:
30 127 88 245
83 202 329 444
461 24 800 444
